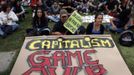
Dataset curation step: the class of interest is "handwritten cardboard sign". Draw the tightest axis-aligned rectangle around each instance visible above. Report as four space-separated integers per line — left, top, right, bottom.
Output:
10 35 132 75
64 11 82 34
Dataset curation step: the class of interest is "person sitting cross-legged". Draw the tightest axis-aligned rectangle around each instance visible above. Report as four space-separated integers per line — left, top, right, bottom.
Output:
0 3 19 38
107 8 131 33
26 7 51 36
86 13 105 34
52 9 85 35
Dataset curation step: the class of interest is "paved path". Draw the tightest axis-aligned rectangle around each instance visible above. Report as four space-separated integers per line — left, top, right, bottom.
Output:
0 51 16 72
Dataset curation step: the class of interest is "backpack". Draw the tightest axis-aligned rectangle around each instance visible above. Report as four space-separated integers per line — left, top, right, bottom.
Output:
119 30 134 47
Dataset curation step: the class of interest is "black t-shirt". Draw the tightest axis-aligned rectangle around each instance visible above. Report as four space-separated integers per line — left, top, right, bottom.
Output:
86 22 105 34
32 18 48 28
116 8 131 28
52 20 72 35
117 2 131 13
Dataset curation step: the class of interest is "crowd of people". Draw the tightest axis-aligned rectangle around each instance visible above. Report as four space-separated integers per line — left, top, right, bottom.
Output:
0 0 134 38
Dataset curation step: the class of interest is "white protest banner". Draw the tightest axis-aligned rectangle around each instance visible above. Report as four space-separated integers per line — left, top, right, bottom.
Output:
10 35 132 75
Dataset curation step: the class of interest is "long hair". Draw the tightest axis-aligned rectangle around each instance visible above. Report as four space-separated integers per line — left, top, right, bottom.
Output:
1 3 11 12
94 13 103 22
33 7 47 26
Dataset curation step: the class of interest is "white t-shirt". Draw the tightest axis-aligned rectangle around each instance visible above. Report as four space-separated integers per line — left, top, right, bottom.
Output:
0 11 18 25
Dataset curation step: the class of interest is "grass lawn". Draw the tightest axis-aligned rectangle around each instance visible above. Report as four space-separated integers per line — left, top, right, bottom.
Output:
0 9 134 75
112 33 134 74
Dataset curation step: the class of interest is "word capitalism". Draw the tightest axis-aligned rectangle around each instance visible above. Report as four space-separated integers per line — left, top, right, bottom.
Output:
26 36 114 50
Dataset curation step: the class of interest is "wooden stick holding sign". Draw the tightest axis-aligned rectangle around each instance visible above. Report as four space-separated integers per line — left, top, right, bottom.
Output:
64 11 82 34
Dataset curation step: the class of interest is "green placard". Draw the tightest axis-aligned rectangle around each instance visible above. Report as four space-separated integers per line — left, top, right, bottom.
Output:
64 11 82 34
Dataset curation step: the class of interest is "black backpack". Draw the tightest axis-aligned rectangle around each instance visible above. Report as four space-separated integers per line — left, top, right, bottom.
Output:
119 30 134 47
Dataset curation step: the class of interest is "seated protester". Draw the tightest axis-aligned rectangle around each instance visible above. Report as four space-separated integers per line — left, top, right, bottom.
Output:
107 8 131 33
105 0 119 17
52 9 85 35
45 0 54 15
21 0 30 7
52 9 71 35
120 0 134 30
61 0 75 13
117 0 132 14
0 3 19 38
88 0 98 13
86 13 105 34
29 0 40 10
47 2 60 22
50 2 60 15
10 0 25 21
26 7 50 36
45 0 54 8
71 0 81 9
80 0 89 14
31 0 48 17
97 0 107 12
36 0 47 12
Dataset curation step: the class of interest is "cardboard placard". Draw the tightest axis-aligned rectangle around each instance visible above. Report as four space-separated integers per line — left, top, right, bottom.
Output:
11 35 132 75
64 11 82 34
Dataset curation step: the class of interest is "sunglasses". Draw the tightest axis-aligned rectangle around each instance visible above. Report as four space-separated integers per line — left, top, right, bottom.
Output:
61 15 68 18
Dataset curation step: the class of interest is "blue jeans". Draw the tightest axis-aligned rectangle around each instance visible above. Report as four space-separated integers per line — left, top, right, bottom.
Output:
0 26 4 36
105 24 124 33
11 24 19 31
47 15 60 22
